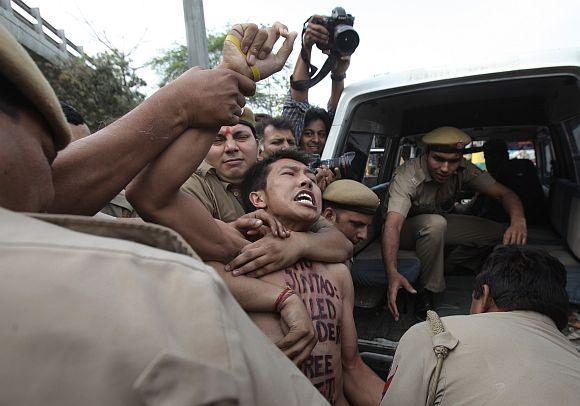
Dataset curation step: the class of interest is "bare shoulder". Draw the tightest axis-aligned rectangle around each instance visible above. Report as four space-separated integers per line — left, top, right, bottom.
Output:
319 262 351 280
317 262 352 295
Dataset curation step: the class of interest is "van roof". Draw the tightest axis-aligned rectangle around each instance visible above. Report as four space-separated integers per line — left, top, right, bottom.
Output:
342 47 580 101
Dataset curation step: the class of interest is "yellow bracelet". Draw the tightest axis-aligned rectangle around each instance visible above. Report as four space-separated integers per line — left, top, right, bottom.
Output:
225 34 261 82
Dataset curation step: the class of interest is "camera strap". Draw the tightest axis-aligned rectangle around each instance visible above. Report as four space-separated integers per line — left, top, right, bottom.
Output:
291 53 337 91
290 18 339 91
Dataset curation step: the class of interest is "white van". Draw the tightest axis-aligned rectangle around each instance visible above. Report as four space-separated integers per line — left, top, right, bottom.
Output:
323 50 580 375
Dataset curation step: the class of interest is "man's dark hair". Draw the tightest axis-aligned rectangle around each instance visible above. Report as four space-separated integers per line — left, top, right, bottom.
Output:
59 101 86 126
473 245 569 330
241 149 311 212
303 107 331 134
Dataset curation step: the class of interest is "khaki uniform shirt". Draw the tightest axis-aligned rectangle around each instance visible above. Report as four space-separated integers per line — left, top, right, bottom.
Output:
100 189 139 218
0 207 328 406
181 162 245 222
381 311 580 406
387 155 495 218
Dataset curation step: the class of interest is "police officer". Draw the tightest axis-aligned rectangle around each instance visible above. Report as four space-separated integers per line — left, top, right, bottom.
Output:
380 246 580 405
0 24 328 405
382 127 527 320
322 179 380 248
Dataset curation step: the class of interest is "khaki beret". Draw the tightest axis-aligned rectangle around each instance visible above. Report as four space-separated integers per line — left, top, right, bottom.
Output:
422 127 471 152
0 25 71 150
323 179 379 215
238 106 256 134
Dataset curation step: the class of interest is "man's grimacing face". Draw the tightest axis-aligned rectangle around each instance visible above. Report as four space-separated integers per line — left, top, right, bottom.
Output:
0 105 56 213
250 158 322 231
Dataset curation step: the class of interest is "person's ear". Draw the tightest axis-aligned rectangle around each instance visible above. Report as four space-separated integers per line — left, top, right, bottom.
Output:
469 285 490 314
249 190 267 209
322 207 336 222
470 284 495 314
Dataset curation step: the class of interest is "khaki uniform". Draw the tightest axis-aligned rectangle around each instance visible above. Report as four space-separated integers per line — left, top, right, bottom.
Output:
381 311 580 405
100 189 139 218
181 162 245 222
387 155 503 292
0 207 328 405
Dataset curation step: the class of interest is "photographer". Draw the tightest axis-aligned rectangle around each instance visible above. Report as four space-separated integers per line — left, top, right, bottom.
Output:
283 14 352 156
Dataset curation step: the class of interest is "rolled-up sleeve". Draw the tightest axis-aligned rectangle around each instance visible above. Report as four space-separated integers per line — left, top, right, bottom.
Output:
282 90 310 139
387 173 415 218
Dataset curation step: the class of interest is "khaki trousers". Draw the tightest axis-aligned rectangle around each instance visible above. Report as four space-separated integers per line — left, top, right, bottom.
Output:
400 214 503 292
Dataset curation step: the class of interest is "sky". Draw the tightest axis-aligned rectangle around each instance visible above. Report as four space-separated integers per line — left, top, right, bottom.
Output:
24 0 580 109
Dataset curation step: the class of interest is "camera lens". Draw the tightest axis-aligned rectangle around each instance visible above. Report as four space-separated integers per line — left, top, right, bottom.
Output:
334 25 359 56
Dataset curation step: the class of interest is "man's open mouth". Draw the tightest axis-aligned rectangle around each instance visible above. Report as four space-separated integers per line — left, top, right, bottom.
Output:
294 190 316 207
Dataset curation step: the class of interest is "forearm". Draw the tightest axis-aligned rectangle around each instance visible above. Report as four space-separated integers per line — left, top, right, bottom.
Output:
290 50 311 102
343 357 384 406
297 226 353 263
128 127 215 209
382 215 403 274
51 87 188 215
208 261 284 311
500 190 526 224
328 78 344 111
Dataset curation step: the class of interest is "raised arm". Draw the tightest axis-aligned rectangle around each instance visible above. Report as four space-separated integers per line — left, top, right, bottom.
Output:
50 67 254 215
327 55 350 112
340 264 384 405
289 16 329 103
126 127 250 261
382 211 416 321
481 181 527 245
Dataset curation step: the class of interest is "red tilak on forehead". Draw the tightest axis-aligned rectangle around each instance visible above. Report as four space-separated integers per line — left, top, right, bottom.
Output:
223 127 232 136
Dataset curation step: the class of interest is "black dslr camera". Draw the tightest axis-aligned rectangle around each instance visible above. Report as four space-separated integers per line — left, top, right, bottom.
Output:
314 7 359 56
308 151 355 178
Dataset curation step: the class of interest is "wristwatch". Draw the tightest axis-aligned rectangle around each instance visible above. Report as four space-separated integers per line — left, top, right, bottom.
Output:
331 73 346 81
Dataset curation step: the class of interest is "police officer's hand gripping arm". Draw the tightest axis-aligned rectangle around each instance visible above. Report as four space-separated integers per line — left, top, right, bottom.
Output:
382 212 417 321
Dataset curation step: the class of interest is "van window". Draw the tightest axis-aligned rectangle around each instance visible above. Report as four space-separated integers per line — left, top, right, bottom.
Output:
508 141 537 164
343 120 390 185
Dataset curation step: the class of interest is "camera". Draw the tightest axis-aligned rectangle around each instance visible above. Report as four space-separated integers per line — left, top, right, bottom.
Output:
314 7 359 56
308 151 356 178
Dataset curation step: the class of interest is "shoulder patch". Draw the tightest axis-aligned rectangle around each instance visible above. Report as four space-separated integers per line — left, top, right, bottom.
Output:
410 176 419 186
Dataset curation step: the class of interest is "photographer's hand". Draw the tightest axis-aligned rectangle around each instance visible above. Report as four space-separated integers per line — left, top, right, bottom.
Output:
332 55 351 76
304 15 329 50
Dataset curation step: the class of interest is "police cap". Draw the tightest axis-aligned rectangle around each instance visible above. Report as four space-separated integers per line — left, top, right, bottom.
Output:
422 127 472 154
238 106 256 136
323 179 379 215
0 25 71 150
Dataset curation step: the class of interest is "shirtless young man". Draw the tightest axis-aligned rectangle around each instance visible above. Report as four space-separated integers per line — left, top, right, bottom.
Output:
212 150 384 405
